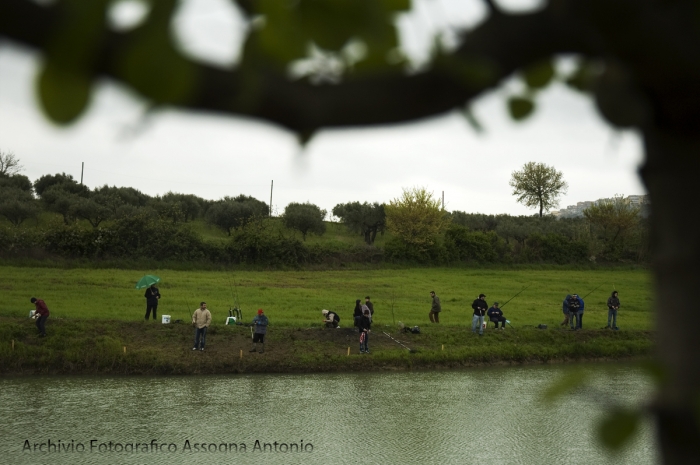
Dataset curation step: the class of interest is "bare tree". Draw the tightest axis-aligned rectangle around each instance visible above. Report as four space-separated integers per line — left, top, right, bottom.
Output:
0 151 23 176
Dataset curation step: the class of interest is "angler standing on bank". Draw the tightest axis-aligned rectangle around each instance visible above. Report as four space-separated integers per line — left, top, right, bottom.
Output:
192 302 211 351
251 309 268 354
471 294 488 336
429 291 441 323
606 291 621 330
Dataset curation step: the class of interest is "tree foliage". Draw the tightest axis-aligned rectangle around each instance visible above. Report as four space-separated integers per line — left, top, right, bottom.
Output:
509 162 568 217
283 202 327 241
584 195 641 258
332 201 385 245
385 187 448 250
205 195 268 236
0 188 37 226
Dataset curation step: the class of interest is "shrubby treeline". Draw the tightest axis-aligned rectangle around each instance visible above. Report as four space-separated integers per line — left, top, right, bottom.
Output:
0 171 648 267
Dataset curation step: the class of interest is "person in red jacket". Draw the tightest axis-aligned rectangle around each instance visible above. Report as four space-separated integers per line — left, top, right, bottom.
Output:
30 297 49 337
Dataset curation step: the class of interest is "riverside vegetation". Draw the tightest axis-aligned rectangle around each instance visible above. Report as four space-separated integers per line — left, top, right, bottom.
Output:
0 266 653 375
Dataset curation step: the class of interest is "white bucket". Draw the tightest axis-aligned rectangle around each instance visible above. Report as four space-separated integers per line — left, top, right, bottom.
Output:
161 315 171 324
226 316 236 325
29 310 36 318
482 321 487 329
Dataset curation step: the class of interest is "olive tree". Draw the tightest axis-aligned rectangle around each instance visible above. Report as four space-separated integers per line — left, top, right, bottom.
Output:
332 201 385 245
509 162 567 217
283 202 326 241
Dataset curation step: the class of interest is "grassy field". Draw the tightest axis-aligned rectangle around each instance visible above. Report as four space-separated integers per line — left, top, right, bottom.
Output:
0 266 654 375
0 266 653 329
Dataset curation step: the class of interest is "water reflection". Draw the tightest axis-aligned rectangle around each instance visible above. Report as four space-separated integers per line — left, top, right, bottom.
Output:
0 365 657 465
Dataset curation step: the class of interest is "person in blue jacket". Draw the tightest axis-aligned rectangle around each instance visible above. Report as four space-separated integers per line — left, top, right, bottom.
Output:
250 309 269 354
567 294 585 330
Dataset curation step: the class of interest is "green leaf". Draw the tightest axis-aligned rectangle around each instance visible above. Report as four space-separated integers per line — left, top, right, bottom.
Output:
522 59 555 89
541 369 589 403
38 64 91 125
507 96 535 121
463 106 484 133
597 408 640 449
564 60 599 93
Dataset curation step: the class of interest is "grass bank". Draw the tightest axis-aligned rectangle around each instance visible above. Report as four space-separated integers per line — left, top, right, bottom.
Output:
0 317 653 375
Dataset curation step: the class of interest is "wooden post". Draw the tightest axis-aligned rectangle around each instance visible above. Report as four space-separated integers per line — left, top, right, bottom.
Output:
347 347 350 356
11 339 14 350
123 346 126 354
240 349 243 359
442 344 444 351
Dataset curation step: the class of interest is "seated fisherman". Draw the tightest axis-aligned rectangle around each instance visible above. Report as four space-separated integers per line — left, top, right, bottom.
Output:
487 302 507 329
321 309 340 328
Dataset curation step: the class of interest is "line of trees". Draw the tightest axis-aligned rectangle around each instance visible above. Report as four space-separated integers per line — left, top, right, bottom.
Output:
0 157 648 265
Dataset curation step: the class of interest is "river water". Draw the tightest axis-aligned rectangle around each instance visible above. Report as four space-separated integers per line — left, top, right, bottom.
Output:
0 364 657 465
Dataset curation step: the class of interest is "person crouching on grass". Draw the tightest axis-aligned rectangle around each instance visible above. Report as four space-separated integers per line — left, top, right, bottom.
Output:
192 302 211 351
30 297 49 337
251 309 268 354
359 309 371 354
321 309 340 328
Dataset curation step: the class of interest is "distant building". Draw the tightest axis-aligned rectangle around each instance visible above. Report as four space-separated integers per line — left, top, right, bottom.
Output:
553 195 649 218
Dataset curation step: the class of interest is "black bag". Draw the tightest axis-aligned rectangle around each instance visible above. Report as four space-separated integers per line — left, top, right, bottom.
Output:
411 326 420 334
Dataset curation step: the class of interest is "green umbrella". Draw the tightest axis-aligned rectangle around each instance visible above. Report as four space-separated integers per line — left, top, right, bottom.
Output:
135 275 160 289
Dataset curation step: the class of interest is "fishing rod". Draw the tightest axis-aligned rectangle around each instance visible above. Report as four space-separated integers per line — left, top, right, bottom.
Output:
382 331 415 352
499 285 530 309
226 272 243 323
581 284 604 300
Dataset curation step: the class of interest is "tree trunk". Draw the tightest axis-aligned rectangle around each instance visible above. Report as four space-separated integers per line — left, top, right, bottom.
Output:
641 129 700 464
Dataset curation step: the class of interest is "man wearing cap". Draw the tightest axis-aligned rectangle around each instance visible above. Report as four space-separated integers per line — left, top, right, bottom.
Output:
144 284 161 321
429 291 441 323
251 309 269 353
192 302 211 351
30 297 49 337
487 302 507 330
471 294 488 336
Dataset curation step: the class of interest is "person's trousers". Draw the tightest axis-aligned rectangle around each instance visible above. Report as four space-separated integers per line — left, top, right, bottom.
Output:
570 311 579 329
429 311 440 323
561 313 570 326
607 309 618 327
193 327 207 349
471 314 484 334
145 302 158 320
491 316 506 328
36 315 48 336
360 331 369 351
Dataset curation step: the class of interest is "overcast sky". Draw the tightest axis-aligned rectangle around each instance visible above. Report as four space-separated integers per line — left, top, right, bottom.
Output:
0 0 645 217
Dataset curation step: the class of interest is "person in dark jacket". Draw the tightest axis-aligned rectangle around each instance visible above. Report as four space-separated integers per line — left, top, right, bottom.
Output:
358 309 371 353
561 294 571 326
353 299 362 327
606 291 621 330
487 302 507 329
144 284 161 320
471 294 488 335
568 294 584 330
322 309 340 328
30 297 49 337
429 291 441 323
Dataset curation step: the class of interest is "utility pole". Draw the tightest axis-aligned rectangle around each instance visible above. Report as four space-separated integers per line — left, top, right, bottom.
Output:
269 180 273 217
442 191 445 210
80 162 84 185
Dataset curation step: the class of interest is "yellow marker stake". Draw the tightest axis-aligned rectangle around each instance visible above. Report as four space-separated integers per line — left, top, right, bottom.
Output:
123 346 126 354
240 349 243 359
442 344 444 351
11 339 14 350
347 347 350 356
